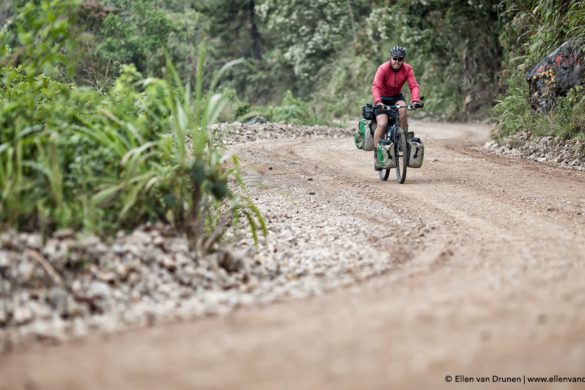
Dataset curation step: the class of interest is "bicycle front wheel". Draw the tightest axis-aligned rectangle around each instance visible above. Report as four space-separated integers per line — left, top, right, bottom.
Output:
395 130 408 184
379 168 390 181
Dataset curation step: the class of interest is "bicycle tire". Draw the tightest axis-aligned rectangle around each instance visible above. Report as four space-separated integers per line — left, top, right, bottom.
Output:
395 129 408 184
379 168 390 181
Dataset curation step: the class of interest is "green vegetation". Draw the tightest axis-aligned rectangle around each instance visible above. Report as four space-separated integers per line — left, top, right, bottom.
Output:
2 1 582 124
0 0 265 250
0 0 583 238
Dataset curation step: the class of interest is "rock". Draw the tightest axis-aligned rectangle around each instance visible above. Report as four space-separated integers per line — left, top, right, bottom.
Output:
525 38 584 112
145 247 165 264
165 238 189 254
160 256 177 272
176 269 194 287
16 260 35 284
0 250 10 269
77 234 101 248
53 229 75 240
87 281 110 299
0 298 12 326
127 230 152 246
126 272 141 287
215 250 244 273
29 300 54 321
115 263 139 282
42 239 69 266
46 287 69 316
111 243 127 255
174 252 192 267
196 268 216 284
28 317 67 342
24 234 43 250
85 281 112 313
244 116 267 125
96 271 117 284
0 279 11 295
13 304 34 325
152 235 165 247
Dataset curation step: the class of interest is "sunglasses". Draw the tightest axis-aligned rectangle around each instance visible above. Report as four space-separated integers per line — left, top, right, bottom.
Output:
392 57 404 61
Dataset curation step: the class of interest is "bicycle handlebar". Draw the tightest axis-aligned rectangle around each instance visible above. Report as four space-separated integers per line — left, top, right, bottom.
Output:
376 102 424 111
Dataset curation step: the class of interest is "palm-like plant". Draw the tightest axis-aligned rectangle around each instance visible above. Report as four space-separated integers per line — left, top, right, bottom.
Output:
90 43 266 253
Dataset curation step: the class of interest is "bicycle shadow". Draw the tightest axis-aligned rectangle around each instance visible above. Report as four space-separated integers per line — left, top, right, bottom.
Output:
373 174 440 185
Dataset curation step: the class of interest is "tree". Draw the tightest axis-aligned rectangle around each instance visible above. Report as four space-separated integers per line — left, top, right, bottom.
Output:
258 0 352 82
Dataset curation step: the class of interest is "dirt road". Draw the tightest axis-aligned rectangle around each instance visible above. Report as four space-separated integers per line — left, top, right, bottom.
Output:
2 121 585 389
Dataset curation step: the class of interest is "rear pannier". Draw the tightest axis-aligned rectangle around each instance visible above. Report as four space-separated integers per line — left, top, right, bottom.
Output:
353 119 375 151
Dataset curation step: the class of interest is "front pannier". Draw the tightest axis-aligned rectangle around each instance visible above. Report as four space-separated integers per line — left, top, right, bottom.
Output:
377 140 397 169
407 137 424 168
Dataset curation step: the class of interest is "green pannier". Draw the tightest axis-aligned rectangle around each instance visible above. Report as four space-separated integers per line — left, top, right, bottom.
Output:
377 142 397 169
354 119 375 151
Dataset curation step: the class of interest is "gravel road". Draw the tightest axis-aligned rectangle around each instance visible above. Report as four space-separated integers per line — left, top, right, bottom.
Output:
2 120 585 389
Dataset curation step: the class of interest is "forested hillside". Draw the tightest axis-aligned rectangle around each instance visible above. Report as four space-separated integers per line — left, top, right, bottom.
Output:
2 1 583 121
0 0 583 236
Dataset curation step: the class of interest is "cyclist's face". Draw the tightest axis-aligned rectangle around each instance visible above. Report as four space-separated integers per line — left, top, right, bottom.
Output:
390 56 404 70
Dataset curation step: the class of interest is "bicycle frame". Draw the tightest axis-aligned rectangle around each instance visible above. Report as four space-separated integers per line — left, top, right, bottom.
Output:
373 103 421 183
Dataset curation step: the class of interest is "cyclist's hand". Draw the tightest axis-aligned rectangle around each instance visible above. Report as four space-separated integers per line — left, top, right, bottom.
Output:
412 101 423 109
375 102 384 109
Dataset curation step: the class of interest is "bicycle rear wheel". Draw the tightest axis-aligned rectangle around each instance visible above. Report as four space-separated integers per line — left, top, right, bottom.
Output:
395 130 408 183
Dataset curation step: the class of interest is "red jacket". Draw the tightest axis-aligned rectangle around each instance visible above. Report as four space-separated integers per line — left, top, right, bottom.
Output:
372 61 420 104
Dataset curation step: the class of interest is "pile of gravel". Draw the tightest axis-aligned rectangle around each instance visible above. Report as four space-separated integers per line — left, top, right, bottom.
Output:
0 205 391 352
485 132 585 171
211 121 354 146
0 226 259 351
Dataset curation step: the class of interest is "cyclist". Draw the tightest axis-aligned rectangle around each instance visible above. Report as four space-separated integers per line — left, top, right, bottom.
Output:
372 46 422 170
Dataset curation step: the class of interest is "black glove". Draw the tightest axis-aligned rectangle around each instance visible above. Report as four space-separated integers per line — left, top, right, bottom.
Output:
412 101 423 109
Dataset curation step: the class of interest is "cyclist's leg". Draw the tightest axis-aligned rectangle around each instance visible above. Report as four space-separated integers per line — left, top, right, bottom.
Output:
397 99 408 129
374 113 388 147
381 94 407 130
373 113 388 169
